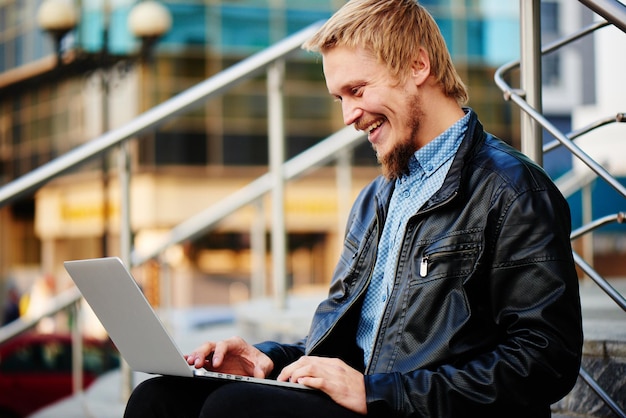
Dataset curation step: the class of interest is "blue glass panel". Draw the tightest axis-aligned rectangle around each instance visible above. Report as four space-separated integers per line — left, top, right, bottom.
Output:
77 4 183 54
568 178 626 232
15 35 24 66
79 10 104 52
483 18 519 65
591 179 626 232
221 6 269 50
157 3 206 47
108 6 135 55
34 28 50 59
466 18 484 60
435 18 453 53
286 9 331 34
543 115 573 180
0 42 4 72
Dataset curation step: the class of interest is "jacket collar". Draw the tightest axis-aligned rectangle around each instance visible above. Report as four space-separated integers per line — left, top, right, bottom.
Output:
373 108 485 216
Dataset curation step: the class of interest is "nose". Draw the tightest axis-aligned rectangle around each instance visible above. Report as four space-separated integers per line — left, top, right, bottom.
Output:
342 99 363 126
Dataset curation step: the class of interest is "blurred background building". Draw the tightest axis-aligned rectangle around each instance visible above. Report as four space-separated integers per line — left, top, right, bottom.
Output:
0 0 622 317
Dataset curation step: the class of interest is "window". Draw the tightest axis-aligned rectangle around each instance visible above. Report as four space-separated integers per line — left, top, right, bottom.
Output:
541 1 561 87
541 1 560 33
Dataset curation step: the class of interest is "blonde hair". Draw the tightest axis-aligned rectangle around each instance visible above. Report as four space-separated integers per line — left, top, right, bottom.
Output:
303 0 468 104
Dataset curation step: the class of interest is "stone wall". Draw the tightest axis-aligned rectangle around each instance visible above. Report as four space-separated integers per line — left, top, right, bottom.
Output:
553 340 626 417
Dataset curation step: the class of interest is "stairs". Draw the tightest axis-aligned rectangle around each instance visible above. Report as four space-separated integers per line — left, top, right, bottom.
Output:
552 280 626 417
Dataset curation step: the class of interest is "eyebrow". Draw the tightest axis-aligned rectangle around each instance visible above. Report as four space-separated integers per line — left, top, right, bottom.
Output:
329 80 367 98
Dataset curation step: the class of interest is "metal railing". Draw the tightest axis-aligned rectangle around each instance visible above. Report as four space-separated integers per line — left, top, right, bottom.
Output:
0 19 368 399
1 0 625 414
495 0 626 416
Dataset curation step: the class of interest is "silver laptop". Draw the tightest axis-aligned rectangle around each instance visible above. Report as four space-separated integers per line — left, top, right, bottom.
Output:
64 256 312 391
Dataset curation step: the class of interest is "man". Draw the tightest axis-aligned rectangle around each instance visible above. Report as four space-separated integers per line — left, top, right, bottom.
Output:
124 1 583 417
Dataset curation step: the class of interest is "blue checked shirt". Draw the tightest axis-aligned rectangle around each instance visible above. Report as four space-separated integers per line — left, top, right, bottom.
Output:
356 110 471 367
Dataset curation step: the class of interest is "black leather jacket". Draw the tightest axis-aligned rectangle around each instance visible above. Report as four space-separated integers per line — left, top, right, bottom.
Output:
257 112 583 417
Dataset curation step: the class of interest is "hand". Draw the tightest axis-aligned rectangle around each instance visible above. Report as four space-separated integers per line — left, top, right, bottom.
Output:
184 336 274 379
277 356 367 415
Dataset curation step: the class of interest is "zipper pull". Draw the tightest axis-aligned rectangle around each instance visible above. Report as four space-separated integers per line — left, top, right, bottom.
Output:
420 256 428 277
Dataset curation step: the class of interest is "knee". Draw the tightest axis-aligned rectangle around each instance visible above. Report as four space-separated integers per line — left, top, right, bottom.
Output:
124 376 180 418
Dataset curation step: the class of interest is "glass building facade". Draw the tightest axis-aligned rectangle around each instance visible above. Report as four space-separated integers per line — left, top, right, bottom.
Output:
3 0 608 301
1 0 526 185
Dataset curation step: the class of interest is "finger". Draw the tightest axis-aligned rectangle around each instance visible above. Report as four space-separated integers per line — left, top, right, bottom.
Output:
210 338 238 368
186 342 216 367
253 363 267 379
276 361 299 382
277 358 312 382
295 376 324 390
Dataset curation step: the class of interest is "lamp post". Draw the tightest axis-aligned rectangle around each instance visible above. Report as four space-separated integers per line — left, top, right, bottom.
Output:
128 1 172 60
37 0 172 401
119 4 171 399
36 0 78 64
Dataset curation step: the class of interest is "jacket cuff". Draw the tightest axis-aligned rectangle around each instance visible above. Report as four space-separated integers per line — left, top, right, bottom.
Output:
254 341 305 379
364 372 404 416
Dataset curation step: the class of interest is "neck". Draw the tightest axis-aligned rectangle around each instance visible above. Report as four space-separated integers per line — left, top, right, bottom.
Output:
417 96 465 148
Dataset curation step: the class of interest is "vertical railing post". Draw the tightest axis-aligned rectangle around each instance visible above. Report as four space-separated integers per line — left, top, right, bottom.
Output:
118 139 133 400
70 300 83 395
268 60 287 309
119 141 132 268
520 0 544 165
582 181 594 270
251 199 267 299
336 148 352 253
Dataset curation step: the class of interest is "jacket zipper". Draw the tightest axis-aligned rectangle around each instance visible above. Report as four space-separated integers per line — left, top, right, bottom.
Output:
420 246 477 277
366 194 460 372
307 197 383 356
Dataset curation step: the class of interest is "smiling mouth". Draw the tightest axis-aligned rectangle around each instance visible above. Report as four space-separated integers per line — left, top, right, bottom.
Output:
365 119 383 134
356 118 385 139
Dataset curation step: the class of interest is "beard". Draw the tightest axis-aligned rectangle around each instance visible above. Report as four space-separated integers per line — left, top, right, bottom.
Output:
377 94 423 181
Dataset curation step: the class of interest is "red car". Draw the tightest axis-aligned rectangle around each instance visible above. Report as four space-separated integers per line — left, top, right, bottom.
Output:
0 332 119 418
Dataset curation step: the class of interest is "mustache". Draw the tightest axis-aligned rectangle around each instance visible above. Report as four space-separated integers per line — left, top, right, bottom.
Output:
354 117 384 132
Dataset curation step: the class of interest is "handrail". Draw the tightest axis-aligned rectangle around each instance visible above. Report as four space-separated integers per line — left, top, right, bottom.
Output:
494 26 626 201
132 126 364 266
579 368 626 418
573 251 626 311
0 125 365 347
0 287 81 343
544 113 626 153
2 2 624 415
579 0 626 33
1 21 335 400
496 1 626 416
0 20 324 208
570 212 626 240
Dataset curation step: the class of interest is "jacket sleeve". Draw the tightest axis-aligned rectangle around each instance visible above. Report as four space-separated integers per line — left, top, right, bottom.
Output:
254 339 306 379
364 182 583 417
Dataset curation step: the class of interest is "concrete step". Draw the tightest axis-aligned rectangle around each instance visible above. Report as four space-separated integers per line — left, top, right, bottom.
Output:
237 280 626 418
30 280 626 417
551 279 626 418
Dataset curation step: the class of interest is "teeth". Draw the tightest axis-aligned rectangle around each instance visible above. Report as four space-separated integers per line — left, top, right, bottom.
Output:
366 120 383 133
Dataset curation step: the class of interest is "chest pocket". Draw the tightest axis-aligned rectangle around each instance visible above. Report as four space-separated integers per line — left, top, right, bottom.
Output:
413 237 482 283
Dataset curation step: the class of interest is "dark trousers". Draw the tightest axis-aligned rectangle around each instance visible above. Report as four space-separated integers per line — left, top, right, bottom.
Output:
124 375 365 418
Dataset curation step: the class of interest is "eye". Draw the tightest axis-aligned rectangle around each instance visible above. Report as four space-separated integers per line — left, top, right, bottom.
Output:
351 86 363 96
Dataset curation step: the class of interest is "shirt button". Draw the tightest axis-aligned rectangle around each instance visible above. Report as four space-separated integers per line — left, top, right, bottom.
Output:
402 190 410 198
382 294 387 302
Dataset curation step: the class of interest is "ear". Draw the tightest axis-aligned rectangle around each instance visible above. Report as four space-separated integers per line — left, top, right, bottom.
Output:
410 47 431 86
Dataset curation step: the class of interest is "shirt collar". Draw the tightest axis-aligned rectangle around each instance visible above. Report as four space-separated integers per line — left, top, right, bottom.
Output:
403 109 471 180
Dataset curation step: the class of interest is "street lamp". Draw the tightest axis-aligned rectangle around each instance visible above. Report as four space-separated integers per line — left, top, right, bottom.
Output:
128 1 172 47
36 0 172 401
129 1 172 63
37 0 172 257
36 0 79 64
